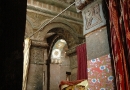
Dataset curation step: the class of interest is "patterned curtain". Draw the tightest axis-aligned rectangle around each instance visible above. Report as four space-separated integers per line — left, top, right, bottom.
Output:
76 43 87 80
106 0 130 89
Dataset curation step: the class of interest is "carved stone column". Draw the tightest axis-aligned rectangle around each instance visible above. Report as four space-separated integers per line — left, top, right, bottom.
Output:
26 40 48 90
66 46 78 80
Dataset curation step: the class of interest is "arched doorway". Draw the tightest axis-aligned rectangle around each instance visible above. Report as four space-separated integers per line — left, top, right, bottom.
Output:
45 26 81 90
25 18 84 90
48 39 70 90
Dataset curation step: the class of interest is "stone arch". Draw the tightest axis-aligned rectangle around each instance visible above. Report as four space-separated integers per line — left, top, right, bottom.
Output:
26 15 34 28
34 18 84 44
25 18 34 38
40 18 83 37
26 16 84 43
25 17 85 90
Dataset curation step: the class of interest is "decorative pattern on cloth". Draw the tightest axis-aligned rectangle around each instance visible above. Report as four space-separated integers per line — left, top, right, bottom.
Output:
87 54 115 90
107 0 130 89
59 79 88 90
120 0 130 83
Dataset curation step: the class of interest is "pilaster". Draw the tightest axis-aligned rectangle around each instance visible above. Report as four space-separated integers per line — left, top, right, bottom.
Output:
26 40 48 90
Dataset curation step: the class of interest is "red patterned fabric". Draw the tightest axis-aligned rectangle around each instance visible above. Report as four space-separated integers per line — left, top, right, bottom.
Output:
76 43 87 80
120 0 130 74
88 54 115 90
120 0 130 89
107 0 130 89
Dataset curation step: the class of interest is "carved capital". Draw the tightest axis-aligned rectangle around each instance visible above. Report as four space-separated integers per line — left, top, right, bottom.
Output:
75 0 93 11
31 40 48 48
82 0 106 35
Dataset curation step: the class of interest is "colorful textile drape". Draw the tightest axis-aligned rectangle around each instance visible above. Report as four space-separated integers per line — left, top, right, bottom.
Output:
87 54 115 89
76 43 87 80
120 0 130 77
106 0 130 89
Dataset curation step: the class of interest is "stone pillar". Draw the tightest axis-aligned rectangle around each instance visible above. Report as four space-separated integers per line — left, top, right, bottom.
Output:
26 40 48 90
66 47 78 81
43 49 48 90
81 0 109 59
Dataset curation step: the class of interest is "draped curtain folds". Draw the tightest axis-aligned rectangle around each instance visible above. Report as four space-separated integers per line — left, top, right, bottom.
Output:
22 38 31 90
76 43 87 80
107 0 130 89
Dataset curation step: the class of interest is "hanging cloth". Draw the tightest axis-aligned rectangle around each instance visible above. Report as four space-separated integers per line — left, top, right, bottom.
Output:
76 43 88 80
22 38 31 90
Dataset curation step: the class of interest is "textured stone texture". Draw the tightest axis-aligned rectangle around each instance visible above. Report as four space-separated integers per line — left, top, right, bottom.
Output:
26 11 51 29
30 47 44 64
27 64 43 90
71 68 77 81
43 65 47 90
70 55 77 69
26 10 84 43
50 64 61 90
27 0 83 23
27 47 45 90
33 0 76 12
25 21 34 38
50 56 70 90
69 54 78 81
86 27 110 60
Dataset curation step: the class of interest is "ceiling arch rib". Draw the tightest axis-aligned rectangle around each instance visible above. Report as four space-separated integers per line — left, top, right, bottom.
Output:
26 16 85 49
48 28 76 48
26 17 84 38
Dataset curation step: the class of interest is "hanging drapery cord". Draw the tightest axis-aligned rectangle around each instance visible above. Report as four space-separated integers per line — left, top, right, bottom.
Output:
29 1 76 38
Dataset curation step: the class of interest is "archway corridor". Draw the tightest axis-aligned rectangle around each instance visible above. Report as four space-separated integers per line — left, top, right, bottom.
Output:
24 16 84 89
0 0 121 90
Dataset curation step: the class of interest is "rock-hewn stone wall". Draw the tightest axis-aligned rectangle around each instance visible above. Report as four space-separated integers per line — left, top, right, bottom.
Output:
86 27 110 60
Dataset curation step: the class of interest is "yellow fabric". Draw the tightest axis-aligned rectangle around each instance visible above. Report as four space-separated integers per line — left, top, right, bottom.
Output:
66 85 74 90
76 80 88 90
76 86 85 90
61 85 69 90
22 38 31 90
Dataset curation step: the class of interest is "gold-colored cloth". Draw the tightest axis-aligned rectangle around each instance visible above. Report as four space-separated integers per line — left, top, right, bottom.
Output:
22 38 31 90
